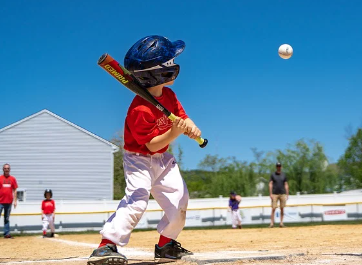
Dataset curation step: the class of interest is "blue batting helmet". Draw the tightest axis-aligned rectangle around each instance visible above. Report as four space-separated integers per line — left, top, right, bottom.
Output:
124 35 185 88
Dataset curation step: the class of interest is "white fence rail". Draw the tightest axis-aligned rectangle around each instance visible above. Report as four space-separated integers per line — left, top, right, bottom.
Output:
1 192 362 233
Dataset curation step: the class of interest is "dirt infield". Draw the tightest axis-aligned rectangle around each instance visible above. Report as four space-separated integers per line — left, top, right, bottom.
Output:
0 224 361 264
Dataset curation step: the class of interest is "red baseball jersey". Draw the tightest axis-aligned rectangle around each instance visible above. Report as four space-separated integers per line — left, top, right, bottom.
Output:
0 175 18 204
42 199 56 214
124 87 188 155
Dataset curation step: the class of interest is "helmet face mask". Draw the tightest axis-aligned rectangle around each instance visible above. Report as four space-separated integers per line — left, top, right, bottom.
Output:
132 64 180 88
124 36 185 88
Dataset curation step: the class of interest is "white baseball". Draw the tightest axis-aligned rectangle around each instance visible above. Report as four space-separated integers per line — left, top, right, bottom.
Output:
278 44 293 59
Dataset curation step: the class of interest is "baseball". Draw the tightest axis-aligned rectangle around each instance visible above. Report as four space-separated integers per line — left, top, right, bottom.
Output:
278 44 293 59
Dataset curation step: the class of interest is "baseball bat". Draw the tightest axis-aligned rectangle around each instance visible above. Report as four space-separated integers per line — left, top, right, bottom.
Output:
97 53 208 148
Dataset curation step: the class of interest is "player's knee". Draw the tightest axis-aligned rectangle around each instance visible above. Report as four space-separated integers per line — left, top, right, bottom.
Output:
129 188 150 210
131 199 149 213
178 185 189 210
167 208 187 230
179 192 189 210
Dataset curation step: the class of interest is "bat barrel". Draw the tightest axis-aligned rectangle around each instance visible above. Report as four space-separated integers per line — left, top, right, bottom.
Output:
98 53 109 65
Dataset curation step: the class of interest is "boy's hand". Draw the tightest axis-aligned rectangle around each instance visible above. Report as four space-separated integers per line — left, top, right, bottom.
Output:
171 117 187 136
184 119 201 139
184 125 201 139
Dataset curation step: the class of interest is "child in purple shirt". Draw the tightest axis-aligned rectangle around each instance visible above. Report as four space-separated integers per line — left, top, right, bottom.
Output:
229 191 242 229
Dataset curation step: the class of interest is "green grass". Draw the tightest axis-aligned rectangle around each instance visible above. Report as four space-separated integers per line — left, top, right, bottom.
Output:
10 219 362 237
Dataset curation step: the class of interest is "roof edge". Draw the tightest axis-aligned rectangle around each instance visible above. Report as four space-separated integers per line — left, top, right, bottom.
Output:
0 109 120 152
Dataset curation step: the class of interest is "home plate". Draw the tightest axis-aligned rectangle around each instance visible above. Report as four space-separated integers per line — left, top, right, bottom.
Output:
182 250 287 265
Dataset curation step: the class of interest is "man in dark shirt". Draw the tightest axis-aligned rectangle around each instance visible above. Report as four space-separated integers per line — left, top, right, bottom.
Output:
269 162 289 228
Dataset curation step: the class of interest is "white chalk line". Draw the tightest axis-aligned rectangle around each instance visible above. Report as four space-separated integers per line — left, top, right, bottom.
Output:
0 238 285 264
48 238 154 257
0 257 88 264
0 238 153 264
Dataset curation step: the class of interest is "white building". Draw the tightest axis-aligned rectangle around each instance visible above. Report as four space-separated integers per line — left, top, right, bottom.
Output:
0 110 119 201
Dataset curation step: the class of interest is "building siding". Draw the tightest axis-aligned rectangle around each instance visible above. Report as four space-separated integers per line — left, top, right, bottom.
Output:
0 110 117 201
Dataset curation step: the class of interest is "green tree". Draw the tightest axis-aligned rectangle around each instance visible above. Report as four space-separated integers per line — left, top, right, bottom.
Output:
177 144 184 169
194 140 338 198
273 139 337 194
251 148 275 195
182 169 213 198
110 132 126 200
167 143 174 155
338 128 362 189
197 155 257 197
198 154 227 172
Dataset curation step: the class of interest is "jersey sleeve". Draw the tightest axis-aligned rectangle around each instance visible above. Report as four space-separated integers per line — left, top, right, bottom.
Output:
169 89 188 120
41 201 45 210
127 106 160 145
269 174 274 182
284 174 288 182
228 200 232 207
175 99 188 120
12 178 18 189
53 200 56 210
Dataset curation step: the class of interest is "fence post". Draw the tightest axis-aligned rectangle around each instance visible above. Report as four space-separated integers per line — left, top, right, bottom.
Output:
60 200 64 232
262 206 264 224
103 199 108 222
213 208 215 226
357 203 360 220
311 205 314 223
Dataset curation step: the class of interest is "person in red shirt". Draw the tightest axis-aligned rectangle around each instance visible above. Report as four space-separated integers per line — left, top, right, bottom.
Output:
0 163 18 239
88 36 203 265
41 189 56 238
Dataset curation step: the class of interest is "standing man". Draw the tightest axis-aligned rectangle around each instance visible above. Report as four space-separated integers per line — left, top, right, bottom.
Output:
0 164 18 238
269 162 289 228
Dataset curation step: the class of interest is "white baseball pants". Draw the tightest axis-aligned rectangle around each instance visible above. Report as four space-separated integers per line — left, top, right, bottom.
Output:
231 210 242 228
101 151 189 246
42 214 55 232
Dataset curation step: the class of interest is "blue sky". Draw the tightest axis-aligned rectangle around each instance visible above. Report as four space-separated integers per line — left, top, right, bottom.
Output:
1 1 361 169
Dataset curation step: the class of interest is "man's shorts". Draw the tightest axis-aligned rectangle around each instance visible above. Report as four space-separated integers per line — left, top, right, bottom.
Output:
271 194 287 209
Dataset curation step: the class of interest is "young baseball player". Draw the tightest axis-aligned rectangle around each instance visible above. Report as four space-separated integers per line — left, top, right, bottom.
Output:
229 191 242 229
88 36 202 265
41 189 55 238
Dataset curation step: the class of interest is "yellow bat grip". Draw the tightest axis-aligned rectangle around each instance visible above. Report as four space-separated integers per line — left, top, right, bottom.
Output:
168 114 208 148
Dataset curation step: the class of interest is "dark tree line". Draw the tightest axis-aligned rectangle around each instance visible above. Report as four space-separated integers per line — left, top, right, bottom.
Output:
110 127 362 199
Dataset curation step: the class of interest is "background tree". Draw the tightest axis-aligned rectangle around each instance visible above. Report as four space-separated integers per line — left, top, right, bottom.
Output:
192 139 338 198
273 139 337 194
110 131 342 199
338 128 362 189
110 131 126 200
177 144 184 169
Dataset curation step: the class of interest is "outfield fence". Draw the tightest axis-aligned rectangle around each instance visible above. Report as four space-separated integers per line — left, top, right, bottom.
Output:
1 193 362 233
